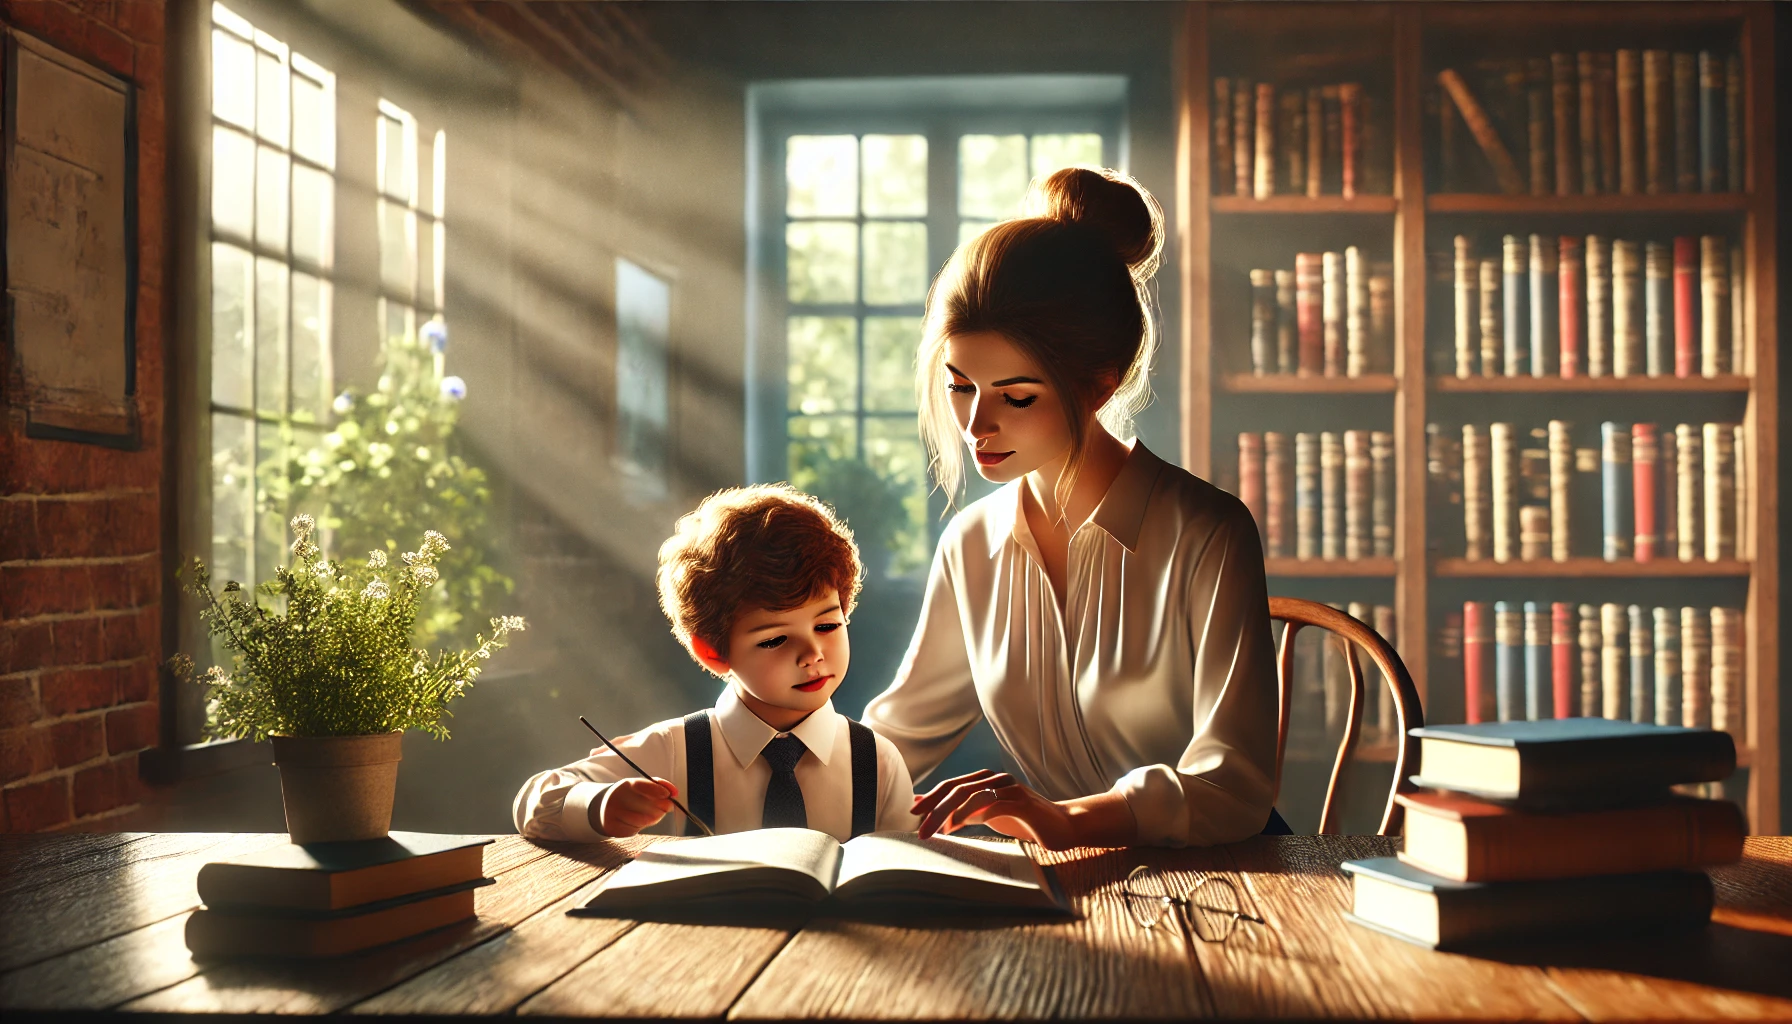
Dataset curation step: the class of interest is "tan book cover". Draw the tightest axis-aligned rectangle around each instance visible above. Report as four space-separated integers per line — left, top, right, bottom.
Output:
1254 82 1276 199
1702 422 1735 561
1212 77 1233 195
1454 236 1477 377
1578 604 1602 717
1700 235 1731 376
1478 257 1502 377
1490 422 1517 564
1296 431 1319 559
1322 251 1344 377
1585 235 1610 377
1344 429 1370 560
1681 607 1712 728
1601 603 1628 721
1547 420 1573 562
1709 607 1743 735
1730 246 1746 376
1675 423 1702 562
1611 239 1642 377
1321 430 1344 560
1462 424 1490 561
1346 246 1369 378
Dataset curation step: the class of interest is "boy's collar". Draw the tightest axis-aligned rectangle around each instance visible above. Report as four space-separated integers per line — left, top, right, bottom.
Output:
713 685 840 768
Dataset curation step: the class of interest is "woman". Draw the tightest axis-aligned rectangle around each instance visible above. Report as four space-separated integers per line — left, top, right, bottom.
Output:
862 167 1280 849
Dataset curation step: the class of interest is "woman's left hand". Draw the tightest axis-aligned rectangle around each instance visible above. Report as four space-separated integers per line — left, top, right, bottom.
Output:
910 769 1082 849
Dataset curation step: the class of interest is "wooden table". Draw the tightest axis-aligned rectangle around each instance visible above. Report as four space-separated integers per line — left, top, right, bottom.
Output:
2 833 1789 1021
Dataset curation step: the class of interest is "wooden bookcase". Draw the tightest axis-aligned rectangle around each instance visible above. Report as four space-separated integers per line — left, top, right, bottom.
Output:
1177 2 1778 832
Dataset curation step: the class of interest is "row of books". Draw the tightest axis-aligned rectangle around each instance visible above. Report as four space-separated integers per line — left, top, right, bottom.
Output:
1247 251 1393 377
1441 600 1745 734
1448 233 1746 380
1283 600 1400 746
1212 77 1388 198
1346 719 1741 949
1429 420 1747 563
1237 430 1394 560
1436 49 1745 196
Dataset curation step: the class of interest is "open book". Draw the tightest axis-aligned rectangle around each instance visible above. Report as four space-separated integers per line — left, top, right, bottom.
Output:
571 829 1071 920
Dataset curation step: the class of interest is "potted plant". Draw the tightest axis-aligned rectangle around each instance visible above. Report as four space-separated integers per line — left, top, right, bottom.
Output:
169 514 524 843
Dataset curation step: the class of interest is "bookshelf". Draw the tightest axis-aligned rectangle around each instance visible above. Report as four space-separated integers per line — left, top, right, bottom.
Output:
1178 2 1778 832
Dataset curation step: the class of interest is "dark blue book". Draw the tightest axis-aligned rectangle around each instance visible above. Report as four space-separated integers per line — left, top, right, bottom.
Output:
1601 422 1633 561
1342 856 1712 950
1522 602 1549 721
1528 235 1557 377
1502 235 1529 376
1628 604 1654 725
1493 601 1522 724
1407 718 1736 803
1698 51 1723 193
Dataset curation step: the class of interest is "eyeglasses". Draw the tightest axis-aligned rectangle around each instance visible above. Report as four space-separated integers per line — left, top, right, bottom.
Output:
1120 865 1266 944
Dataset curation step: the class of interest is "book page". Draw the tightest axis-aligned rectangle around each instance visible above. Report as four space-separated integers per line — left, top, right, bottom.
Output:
589 828 842 906
835 832 1045 898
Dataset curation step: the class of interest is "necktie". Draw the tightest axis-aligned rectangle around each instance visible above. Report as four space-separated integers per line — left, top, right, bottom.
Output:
760 734 808 829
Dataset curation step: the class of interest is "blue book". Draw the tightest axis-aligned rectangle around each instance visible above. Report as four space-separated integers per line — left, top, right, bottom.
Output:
1502 235 1529 376
1522 602 1549 721
1529 235 1557 377
1407 718 1736 803
1628 604 1653 725
1493 601 1522 723
1600 422 1633 561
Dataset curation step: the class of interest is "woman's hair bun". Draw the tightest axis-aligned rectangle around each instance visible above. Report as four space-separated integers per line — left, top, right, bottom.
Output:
1029 166 1164 277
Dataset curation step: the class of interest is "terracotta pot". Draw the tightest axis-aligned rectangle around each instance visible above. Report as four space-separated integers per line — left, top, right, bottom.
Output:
270 732 403 843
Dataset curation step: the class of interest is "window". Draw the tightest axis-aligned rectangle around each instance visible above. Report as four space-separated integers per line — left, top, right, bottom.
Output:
616 258 672 503
208 2 336 589
376 100 446 357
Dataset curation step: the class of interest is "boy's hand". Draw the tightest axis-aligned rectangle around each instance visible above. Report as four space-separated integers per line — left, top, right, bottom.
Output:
596 777 678 837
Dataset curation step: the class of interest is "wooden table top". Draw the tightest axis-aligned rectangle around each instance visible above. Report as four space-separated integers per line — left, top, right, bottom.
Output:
1 832 1789 1021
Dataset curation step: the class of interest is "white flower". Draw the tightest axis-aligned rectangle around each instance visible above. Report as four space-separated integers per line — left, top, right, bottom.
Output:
422 318 449 353
332 391 354 415
362 578 391 601
440 375 467 401
421 530 451 556
411 565 440 587
414 446 431 461
367 549 387 569
289 514 316 539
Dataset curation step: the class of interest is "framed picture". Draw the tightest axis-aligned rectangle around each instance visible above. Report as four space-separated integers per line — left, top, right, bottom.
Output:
3 27 138 449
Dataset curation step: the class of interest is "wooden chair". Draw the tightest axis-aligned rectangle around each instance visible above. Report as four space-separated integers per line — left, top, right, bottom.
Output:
1269 597 1425 836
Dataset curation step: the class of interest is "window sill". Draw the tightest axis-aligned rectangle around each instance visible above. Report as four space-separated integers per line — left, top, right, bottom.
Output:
140 738 271 785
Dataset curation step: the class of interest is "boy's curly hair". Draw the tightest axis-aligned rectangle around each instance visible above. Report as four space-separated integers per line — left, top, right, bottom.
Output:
656 484 862 671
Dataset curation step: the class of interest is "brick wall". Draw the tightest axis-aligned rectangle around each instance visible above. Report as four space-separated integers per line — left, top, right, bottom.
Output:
1 0 167 832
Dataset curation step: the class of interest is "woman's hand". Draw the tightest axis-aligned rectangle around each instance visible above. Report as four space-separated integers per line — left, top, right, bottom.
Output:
909 769 1136 850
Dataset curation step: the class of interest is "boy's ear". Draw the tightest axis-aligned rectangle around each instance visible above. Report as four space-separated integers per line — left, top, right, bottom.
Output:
689 635 730 676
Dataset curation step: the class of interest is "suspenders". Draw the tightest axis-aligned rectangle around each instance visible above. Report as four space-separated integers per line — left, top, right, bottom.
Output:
680 710 878 838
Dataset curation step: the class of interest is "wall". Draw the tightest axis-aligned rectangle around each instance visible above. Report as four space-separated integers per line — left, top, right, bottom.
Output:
0 0 168 831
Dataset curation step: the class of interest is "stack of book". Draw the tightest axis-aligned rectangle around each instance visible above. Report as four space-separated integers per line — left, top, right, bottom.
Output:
1344 719 1743 949
1448 233 1746 380
1214 76 1387 198
185 832 493 958
1236 429 1394 561
1248 250 1392 377
1436 49 1744 196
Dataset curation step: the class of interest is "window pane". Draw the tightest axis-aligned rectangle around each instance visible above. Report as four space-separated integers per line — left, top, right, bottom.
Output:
958 134 1027 220
291 162 332 269
786 135 857 218
211 126 254 239
863 316 922 410
862 222 927 306
255 421 287 586
1031 133 1104 179
861 135 927 217
379 198 415 297
255 258 289 414
958 220 994 248
210 411 255 586
211 242 253 408
786 316 856 415
291 273 332 422
212 28 254 128
433 219 446 312
786 221 856 304
787 415 856 493
616 259 670 498
379 114 409 200
292 71 331 167
432 129 447 219
383 298 414 345
864 417 932 575
255 145 289 251
256 49 288 146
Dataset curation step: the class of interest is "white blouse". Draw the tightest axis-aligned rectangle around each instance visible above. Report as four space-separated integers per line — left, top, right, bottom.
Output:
862 441 1279 847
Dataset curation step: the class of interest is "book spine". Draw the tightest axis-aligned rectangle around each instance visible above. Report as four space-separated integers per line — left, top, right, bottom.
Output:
1490 422 1517 563
1213 77 1233 195
1373 604 1396 737
1479 258 1503 376
1494 601 1523 723
1530 234 1558 376
1322 251 1344 377
1462 423 1489 561
1663 424 1679 556
1439 80 1460 192
1454 235 1477 377
1733 424 1747 560
1254 82 1276 199
1344 430 1369 560
1321 431 1343 559
1437 69 1525 194
1731 246 1746 377
1601 602 1629 720
1346 246 1369 378
1523 601 1550 720
1371 430 1395 558
1654 605 1682 728
1463 601 1493 724
1282 91 1306 195
1238 432 1265 539
1601 422 1633 561
1629 604 1655 724
1611 239 1642 377
1527 57 1551 196
1710 606 1743 735
1673 236 1698 378
1616 50 1640 194
1578 603 1602 717
1295 253 1323 376
1700 235 1730 376
1681 606 1711 728
1274 269 1297 375
1306 87 1324 198
1339 82 1360 199
1597 52 1618 194
1725 54 1743 192
1295 432 1318 559
1551 602 1576 719
1672 52 1697 192
1585 236 1609 377
1370 264 1394 374
1676 423 1702 562
1265 432 1290 558
1632 423 1660 562
1322 84 1342 194
1547 419 1573 562
1643 50 1667 194
1234 77 1254 197
1699 51 1723 192
1503 236 1529 376
1558 236 1583 378
1519 504 1549 563
1249 269 1274 376
1552 53 1576 195
1703 422 1735 561
1643 241 1670 376
1577 51 1599 194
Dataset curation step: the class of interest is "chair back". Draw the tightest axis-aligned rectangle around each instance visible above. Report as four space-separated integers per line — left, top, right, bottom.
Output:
1268 597 1424 835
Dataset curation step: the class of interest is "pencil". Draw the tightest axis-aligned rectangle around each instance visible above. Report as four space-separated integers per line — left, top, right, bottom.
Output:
578 715 716 836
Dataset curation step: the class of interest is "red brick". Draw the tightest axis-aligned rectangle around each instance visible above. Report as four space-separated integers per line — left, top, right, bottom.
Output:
0 498 38 561
5 776 71 832
123 1 164 44
102 607 156 662
83 17 135 74
51 715 105 767
0 726 54 783
117 658 156 703
49 616 106 667
133 39 165 92
72 761 120 818
104 703 157 755
91 557 158 611
34 499 108 559
7 0 86 46
38 667 117 716
1 564 93 619
0 676 39 729
1 621 53 675
106 494 159 557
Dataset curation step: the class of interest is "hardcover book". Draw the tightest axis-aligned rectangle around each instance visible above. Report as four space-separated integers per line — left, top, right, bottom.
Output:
1673 236 1698 378
1238 432 1264 538
1459 424 1487 560
1629 603 1655 725
1322 251 1345 377
1681 607 1712 729
1671 52 1696 192
1632 422 1661 562
1275 269 1297 374
1578 604 1603 718
1642 49 1667 194
1489 422 1517 563
1454 236 1476 378
1600 421 1633 561
1265 431 1290 557
1724 54 1743 192
1550 602 1576 719
1249 269 1274 376
1408 718 1736 805
1233 76 1254 197
1529 234 1558 377
195 833 493 912
1526 57 1550 196
1698 51 1724 193
1610 239 1642 377
1494 601 1523 723
1212 77 1233 195
1654 606 1682 728
1346 246 1369 378
1320 431 1344 560
1547 419 1573 561
1584 236 1609 377
1295 432 1319 559
1710 607 1743 735
186 878 494 959
1675 423 1702 561
1577 51 1599 194
1344 430 1370 560
1551 52 1576 196
1479 258 1503 376
1601 603 1629 722
1254 82 1276 199
1700 235 1730 376
1522 602 1549 721
1702 422 1735 561
1295 253 1323 376
1615 49 1640 194
1643 241 1670 376
1557 236 1583 378
1502 236 1529 376
1462 601 1494 725
1371 431 1395 558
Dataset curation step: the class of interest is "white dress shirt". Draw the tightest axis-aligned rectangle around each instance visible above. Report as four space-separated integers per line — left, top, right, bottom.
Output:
863 441 1279 847
513 687 920 842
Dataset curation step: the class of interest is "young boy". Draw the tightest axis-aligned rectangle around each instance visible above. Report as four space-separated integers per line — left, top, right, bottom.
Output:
512 484 918 841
